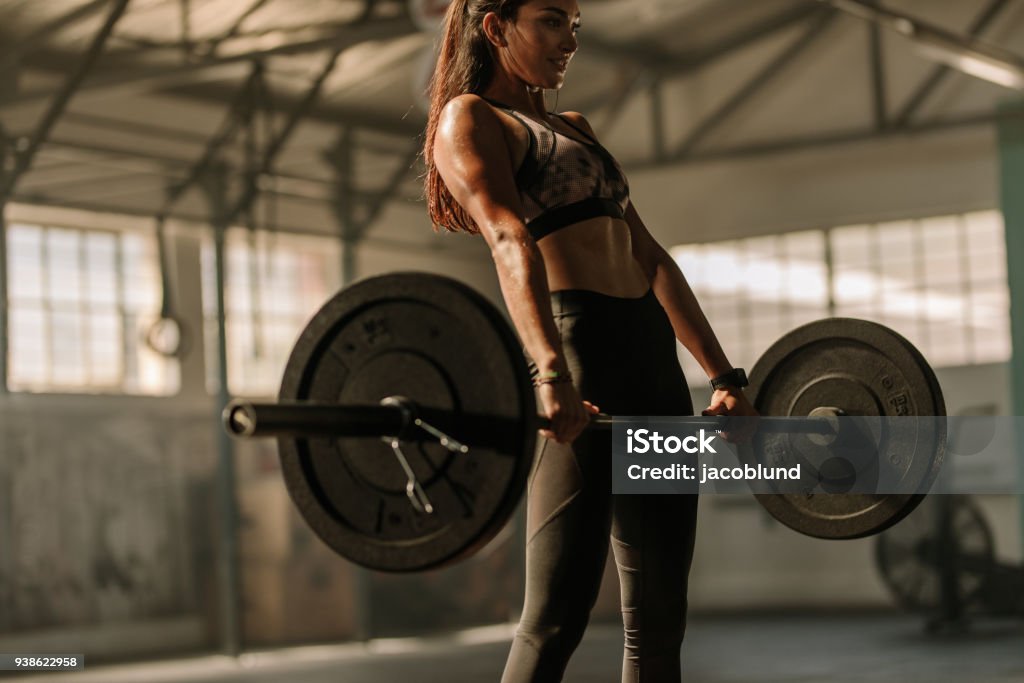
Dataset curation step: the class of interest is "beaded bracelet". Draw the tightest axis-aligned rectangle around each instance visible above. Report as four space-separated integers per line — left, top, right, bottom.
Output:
533 370 573 387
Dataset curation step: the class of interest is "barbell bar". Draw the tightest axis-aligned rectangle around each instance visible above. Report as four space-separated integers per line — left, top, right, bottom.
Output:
222 397 838 440
222 272 945 571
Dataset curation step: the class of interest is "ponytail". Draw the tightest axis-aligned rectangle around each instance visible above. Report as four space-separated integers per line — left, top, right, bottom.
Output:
422 0 523 234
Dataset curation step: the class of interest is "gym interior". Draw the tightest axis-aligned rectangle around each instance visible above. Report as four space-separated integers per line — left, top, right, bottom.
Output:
0 0 1022 681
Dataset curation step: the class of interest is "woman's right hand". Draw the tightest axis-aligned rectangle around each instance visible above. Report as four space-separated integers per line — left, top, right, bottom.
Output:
537 382 599 444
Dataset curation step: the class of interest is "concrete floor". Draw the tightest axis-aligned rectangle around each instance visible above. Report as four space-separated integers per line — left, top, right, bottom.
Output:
8 614 1024 683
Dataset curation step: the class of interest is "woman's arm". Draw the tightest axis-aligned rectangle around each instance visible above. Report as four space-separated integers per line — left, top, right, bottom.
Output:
542 111 754 421
435 96 564 373
434 95 592 441
625 200 757 421
623 200 734 379
558 111 734 378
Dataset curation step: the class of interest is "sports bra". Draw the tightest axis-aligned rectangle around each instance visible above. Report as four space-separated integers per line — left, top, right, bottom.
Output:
481 97 630 241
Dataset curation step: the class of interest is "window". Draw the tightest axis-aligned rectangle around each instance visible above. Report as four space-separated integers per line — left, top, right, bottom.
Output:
830 212 1010 368
6 222 178 394
202 229 342 396
672 230 830 385
671 211 1010 386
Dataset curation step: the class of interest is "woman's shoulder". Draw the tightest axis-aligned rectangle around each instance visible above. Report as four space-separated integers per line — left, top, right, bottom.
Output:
554 110 599 140
435 94 509 147
441 93 504 124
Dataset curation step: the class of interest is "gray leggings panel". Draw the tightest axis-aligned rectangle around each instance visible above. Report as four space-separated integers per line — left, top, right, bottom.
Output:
502 289 699 683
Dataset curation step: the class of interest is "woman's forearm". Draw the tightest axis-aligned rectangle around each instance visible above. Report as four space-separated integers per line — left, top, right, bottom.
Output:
490 236 567 375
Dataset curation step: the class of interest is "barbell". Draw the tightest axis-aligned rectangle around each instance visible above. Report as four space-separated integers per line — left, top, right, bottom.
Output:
223 272 945 572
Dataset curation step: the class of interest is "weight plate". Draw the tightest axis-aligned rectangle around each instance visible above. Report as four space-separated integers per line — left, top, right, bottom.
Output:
278 272 536 572
749 318 946 539
875 496 995 613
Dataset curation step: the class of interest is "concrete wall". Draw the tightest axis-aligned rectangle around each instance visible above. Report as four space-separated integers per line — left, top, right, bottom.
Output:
0 202 515 658
626 126 998 246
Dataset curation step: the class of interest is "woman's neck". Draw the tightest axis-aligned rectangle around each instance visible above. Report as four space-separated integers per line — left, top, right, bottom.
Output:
480 76 550 117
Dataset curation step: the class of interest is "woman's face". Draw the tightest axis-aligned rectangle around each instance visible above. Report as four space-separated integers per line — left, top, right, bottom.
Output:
492 0 581 90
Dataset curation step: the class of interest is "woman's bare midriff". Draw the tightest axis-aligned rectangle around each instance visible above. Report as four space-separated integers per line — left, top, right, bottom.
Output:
537 214 650 298
485 102 648 297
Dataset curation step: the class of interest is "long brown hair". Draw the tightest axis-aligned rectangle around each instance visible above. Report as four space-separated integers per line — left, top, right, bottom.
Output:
423 0 525 234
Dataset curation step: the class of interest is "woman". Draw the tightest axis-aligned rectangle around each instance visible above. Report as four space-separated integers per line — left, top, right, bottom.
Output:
423 1 757 680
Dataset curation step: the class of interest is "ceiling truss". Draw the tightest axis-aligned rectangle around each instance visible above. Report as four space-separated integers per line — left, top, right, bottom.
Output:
0 0 1021 238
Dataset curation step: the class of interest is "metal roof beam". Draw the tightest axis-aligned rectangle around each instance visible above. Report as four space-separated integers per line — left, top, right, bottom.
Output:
158 63 264 220
0 0 131 201
201 0 273 56
0 0 112 72
3 16 416 109
668 2 825 74
893 0 1014 128
650 78 667 163
669 8 838 162
631 109 1021 169
822 0 1024 89
592 65 651 136
581 4 825 76
867 2 888 130
222 46 345 228
35 137 418 204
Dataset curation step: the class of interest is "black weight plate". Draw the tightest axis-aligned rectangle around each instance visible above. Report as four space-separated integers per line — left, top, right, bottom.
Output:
278 272 536 572
749 318 946 540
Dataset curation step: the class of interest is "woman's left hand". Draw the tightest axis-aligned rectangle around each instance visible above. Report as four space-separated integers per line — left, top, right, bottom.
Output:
702 387 759 442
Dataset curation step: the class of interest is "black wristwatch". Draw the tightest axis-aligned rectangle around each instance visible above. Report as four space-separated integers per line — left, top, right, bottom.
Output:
710 368 748 391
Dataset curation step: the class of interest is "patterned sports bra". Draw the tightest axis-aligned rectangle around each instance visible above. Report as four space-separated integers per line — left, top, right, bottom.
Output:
482 97 631 241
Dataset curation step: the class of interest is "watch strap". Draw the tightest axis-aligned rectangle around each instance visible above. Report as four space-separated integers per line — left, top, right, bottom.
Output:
710 368 748 391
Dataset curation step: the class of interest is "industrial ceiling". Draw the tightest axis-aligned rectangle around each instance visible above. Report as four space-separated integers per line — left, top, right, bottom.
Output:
0 0 1021 241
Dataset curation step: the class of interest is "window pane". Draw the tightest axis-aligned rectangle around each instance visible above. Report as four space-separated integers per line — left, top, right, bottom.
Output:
672 246 704 285
122 233 159 312
8 224 44 301
704 242 742 295
973 317 1011 364
204 229 342 396
833 268 877 306
920 216 959 255
783 261 828 308
85 232 118 308
6 221 177 395
831 225 872 268
671 210 1008 382
47 229 82 305
782 230 823 258
877 221 914 255
50 310 86 385
9 306 47 386
88 313 122 384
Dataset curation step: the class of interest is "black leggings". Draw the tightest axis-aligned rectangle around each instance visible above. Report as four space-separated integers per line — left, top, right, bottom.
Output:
502 289 699 683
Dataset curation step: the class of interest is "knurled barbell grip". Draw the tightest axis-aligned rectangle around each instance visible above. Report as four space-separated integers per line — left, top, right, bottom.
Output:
225 399 836 440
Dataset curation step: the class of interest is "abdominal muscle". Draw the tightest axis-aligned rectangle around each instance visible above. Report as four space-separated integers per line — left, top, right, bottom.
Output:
536 215 650 298
486 104 649 297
